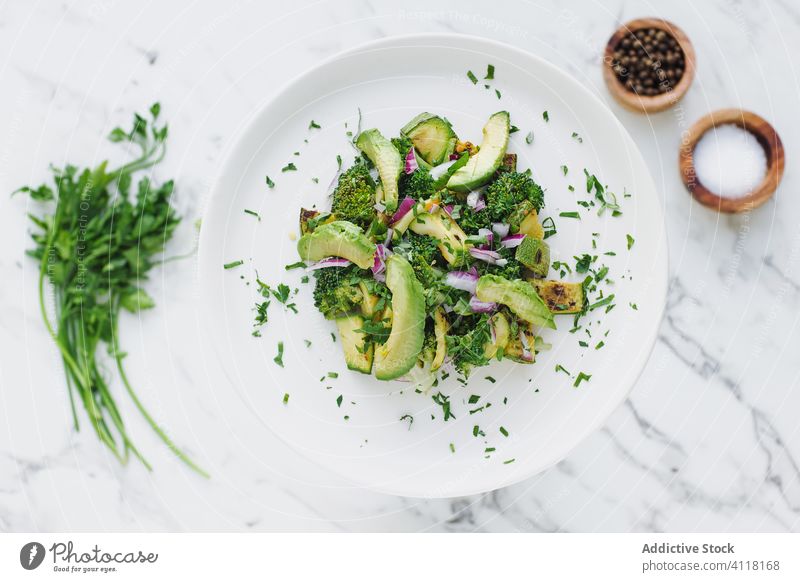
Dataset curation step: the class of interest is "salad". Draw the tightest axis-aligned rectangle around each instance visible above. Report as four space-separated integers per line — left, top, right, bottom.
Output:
296 111 585 384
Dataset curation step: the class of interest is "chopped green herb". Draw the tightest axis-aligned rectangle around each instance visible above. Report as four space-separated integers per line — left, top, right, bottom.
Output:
571 131 583 143
525 131 534 144
328 372 339 379
495 89 502 99
627 234 635 250
304 339 312 348
630 303 638 310
244 209 261 220
578 340 588 347
499 426 509 437
559 211 580 219
485 64 495 79
309 120 321 129
542 111 549 122
432 392 455 421
561 165 569 176
266 175 275 188
282 393 290 404
467 70 478 84
281 162 297 172
336 394 343 407
503 458 515 464
284 261 306 270
400 414 413 429
574 372 591 387
468 394 481 404
485 447 496 453
595 341 605 350
274 342 284 367
555 364 570 375
224 260 244 270
541 216 557 239
485 375 496 384
449 442 456 453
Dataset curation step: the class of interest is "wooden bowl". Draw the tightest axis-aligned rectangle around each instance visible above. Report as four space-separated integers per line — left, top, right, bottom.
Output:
603 18 696 113
679 109 785 213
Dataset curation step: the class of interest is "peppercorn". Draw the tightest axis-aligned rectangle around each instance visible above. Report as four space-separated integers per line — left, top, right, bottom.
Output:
610 27 685 96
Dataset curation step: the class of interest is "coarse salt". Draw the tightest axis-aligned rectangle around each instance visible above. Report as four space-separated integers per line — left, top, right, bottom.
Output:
693 124 767 199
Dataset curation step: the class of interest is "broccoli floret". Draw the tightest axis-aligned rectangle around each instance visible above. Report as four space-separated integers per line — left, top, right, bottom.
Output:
330 160 377 228
312 264 364 319
405 232 441 287
392 136 413 158
485 170 544 222
399 168 435 200
456 205 492 233
446 314 492 376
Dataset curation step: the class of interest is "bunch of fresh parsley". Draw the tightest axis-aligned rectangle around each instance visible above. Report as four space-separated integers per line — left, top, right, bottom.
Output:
16 104 206 476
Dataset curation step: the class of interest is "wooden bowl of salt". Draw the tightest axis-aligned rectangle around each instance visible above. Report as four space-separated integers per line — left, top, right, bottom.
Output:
679 109 784 213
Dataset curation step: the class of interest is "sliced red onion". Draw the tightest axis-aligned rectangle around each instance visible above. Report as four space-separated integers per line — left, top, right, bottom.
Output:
428 202 440 214
469 247 502 264
429 157 458 180
404 148 418 174
519 330 534 362
500 233 526 248
478 228 494 249
390 197 416 224
442 204 454 216
384 228 394 246
492 222 510 238
372 244 388 277
449 153 460 161
474 197 486 212
306 257 352 270
469 295 497 313
489 317 497 344
444 269 479 294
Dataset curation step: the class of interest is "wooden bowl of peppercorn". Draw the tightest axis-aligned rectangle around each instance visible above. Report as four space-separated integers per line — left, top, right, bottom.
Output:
603 18 696 113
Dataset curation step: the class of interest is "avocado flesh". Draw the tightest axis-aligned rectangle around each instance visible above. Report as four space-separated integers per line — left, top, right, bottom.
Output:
356 129 402 211
431 307 448 371
373 255 426 380
447 111 510 193
408 210 468 265
475 274 555 329
336 315 373 374
515 237 550 278
401 113 457 166
483 311 510 359
296 220 376 269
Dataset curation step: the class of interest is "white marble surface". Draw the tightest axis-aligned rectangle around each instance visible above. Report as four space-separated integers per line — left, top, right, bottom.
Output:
1 0 799 532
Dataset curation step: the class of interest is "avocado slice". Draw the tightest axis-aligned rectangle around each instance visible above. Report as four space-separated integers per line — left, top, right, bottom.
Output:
505 322 537 363
296 220 376 269
356 129 402 211
475 274 555 329
408 209 468 265
483 312 511 359
515 237 550 278
401 113 458 166
335 315 373 374
431 307 448 371
447 111 510 193
531 280 585 314
373 255 426 380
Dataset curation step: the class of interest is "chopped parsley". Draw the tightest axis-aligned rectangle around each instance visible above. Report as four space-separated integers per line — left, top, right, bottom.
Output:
485 375 496 384
495 89 502 99
265 175 275 188
555 364 570 375
244 209 261 220
223 260 243 269
571 131 583 143
281 162 297 172
400 414 414 429
336 394 343 407
467 70 478 84
525 131 534 144
432 392 455 421
468 394 481 404
574 372 592 387
627 234 635 250
309 119 321 129
274 342 284 367
559 211 580 219
561 165 569 176
542 110 549 122
284 261 306 270
282 393 290 404
485 64 495 79
499 426 509 437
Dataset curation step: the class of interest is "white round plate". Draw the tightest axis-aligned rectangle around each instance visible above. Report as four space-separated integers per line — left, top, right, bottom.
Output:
198 34 668 498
